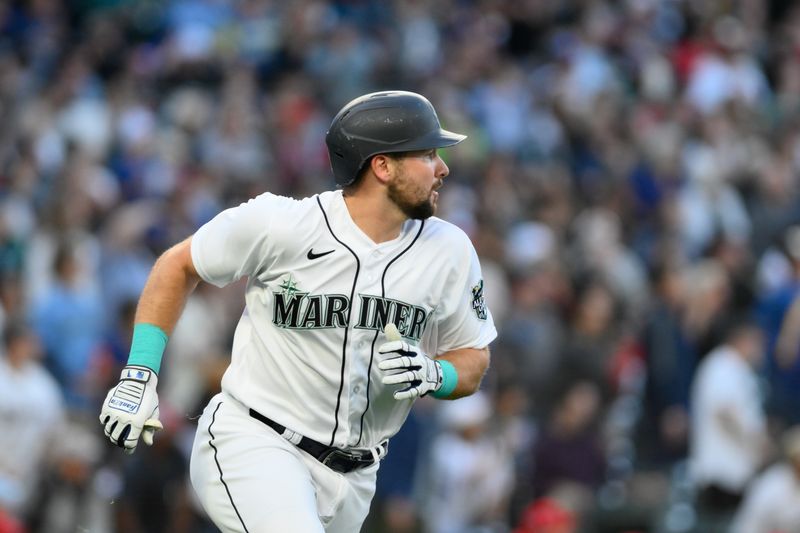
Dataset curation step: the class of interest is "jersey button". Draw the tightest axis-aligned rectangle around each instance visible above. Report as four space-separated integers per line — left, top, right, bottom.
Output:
353 385 361 393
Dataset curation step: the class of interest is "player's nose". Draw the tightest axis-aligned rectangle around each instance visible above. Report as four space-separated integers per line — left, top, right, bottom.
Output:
435 155 449 179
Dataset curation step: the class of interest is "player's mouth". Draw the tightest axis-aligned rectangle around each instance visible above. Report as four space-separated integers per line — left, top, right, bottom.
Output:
429 180 443 207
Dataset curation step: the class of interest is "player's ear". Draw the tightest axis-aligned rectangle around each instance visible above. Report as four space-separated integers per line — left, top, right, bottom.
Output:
369 154 395 185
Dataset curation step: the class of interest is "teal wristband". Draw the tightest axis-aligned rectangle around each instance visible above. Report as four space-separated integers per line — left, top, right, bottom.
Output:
127 323 168 374
432 359 458 398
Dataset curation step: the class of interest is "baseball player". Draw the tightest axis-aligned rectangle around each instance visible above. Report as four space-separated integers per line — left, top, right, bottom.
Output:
99 90 497 532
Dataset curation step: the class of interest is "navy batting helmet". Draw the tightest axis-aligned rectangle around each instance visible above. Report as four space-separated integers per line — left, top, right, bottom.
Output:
325 91 467 187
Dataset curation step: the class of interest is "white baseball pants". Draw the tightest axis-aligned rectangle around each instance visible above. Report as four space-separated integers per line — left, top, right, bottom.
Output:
190 393 379 533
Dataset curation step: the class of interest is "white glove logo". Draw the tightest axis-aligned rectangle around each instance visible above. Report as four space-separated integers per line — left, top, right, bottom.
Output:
99 365 163 454
378 323 443 401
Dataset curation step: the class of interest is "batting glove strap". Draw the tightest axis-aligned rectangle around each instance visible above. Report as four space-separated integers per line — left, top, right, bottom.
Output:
377 341 443 400
431 359 459 399
99 365 162 454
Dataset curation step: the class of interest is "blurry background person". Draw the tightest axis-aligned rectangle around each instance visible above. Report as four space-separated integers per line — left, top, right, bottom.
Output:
421 392 515 533
115 407 194 533
366 406 424 533
731 425 800 533
29 242 106 412
0 320 63 527
689 317 769 518
757 225 800 425
556 276 623 403
528 380 606 522
638 260 694 466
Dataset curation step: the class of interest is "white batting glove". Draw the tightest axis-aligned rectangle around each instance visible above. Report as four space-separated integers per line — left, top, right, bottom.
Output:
378 324 443 400
99 365 163 454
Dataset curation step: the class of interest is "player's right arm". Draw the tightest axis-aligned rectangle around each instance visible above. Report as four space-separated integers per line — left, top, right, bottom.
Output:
99 237 202 454
134 237 202 334
100 193 280 453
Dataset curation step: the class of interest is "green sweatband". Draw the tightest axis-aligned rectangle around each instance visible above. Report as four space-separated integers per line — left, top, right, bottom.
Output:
432 359 458 398
127 323 169 374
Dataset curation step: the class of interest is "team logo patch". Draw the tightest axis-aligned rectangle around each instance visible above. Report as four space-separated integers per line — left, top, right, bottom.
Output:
471 280 487 320
278 274 301 297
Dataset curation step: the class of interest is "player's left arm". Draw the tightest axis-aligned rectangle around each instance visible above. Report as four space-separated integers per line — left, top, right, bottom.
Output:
435 346 490 399
379 231 497 401
429 235 497 399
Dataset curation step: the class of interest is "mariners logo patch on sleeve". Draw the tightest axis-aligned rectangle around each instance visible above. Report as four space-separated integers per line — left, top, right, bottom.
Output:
471 280 487 320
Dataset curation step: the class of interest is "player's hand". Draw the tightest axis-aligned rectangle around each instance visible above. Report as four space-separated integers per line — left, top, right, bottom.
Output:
378 324 443 400
99 365 163 454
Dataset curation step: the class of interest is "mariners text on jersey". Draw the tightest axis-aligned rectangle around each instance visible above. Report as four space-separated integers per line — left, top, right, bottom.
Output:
273 290 430 341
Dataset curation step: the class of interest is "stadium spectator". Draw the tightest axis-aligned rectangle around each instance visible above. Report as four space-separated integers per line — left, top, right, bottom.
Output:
29 242 106 411
0 320 63 525
757 225 800 425
638 261 694 466
529 380 606 526
116 408 194 533
689 317 769 516
421 392 515 533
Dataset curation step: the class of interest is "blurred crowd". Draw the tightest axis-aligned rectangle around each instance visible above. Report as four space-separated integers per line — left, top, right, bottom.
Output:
3 0 800 532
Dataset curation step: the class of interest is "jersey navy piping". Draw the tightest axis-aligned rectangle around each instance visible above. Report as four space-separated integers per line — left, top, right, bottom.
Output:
316 195 361 447
208 402 250 533
356 220 425 446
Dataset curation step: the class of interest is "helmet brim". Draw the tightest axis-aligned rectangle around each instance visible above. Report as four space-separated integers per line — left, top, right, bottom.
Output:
380 127 467 153
430 128 467 148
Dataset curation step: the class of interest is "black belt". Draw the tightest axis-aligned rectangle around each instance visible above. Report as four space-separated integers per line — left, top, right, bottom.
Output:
248 408 387 474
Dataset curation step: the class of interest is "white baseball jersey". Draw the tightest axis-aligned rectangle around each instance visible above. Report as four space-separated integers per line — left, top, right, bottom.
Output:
190 189 497 449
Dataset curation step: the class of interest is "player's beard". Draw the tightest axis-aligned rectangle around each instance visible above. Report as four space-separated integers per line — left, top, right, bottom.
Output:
387 171 438 220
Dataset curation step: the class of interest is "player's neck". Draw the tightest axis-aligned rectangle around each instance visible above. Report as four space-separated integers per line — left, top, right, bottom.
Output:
342 190 406 244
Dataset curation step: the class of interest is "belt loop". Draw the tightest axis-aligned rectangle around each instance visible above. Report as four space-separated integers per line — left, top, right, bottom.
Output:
371 440 388 463
281 428 303 446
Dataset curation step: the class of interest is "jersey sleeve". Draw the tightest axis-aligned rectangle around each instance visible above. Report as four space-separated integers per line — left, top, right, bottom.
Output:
434 236 498 353
191 193 281 287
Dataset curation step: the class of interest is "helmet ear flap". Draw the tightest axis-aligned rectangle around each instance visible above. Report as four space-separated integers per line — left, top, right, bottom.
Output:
328 150 354 187
342 157 372 190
